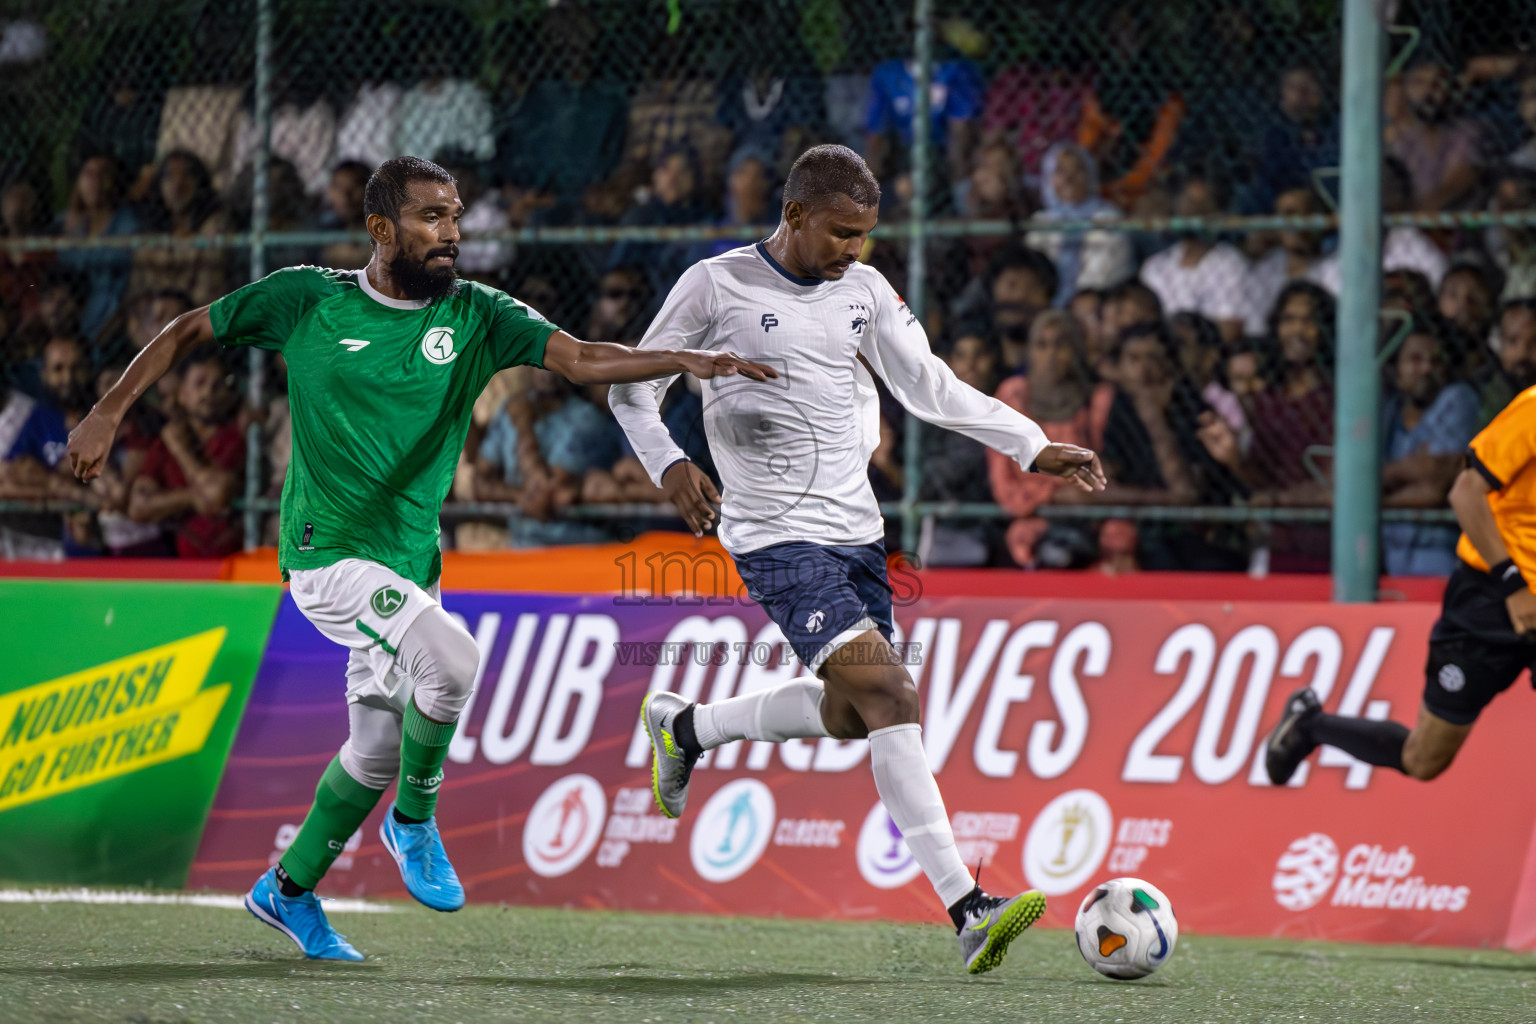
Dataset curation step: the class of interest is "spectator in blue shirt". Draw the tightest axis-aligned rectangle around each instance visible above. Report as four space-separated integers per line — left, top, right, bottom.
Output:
1 336 100 552
683 147 777 266
862 53 984 190
609 144 711 295
471 371 622 548
1248 64 1340 215
1380 318 1480 575
56 155 141 342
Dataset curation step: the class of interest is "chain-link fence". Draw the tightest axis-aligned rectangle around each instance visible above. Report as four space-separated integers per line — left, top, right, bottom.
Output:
0 0 1529 575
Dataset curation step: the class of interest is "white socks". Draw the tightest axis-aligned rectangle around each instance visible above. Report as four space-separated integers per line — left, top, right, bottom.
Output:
693 677 831 749
868 723 975 908
691 688 973 910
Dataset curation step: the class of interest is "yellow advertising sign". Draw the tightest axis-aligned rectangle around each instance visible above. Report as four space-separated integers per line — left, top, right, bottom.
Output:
0 628 231 812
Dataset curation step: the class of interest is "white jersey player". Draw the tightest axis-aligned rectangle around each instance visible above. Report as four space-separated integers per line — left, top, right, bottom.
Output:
612 144 1105 974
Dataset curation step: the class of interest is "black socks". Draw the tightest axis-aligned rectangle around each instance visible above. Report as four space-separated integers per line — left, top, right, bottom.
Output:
674 704 703 758
274 863 309 898
1307 714 1410 773
393 805 427 826
947 885 982 931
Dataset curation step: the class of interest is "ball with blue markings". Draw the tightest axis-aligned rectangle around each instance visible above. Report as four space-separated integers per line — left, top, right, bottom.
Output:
1073 876 1179 979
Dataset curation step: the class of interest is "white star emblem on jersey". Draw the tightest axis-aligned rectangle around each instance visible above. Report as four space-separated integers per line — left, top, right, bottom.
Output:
338 338 370 352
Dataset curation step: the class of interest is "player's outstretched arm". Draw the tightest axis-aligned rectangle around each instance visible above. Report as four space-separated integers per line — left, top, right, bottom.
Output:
541 332 777 386
67 306 215 482
858 288 1105 493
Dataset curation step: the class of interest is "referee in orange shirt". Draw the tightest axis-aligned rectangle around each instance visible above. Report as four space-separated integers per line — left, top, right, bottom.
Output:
1264 385 1536 784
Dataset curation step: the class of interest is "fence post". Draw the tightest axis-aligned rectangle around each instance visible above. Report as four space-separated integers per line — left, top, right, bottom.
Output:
244 0 273 552
901 0 933 559
1332 0 1384 601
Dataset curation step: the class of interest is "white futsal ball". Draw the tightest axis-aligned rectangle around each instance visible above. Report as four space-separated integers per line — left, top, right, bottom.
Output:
1073 877 1179 979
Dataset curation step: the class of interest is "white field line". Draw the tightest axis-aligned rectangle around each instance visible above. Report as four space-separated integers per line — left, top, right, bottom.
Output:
0 888 394 913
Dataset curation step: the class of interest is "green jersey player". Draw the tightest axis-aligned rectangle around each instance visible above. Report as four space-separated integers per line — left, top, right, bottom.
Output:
66 156 773 961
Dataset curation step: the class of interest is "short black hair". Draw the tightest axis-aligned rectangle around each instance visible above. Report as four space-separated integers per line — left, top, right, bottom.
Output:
784 144 880 210
1172 163 1233 212
1442 257 1503 300
1104 278 1164 319
333 159 373 184
364 156 457 224
986 242 1060 302
1115 319 1179 365
1503 297 1536 321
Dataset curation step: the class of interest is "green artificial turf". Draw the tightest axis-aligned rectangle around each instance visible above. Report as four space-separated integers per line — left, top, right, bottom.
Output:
0 895 1533 1023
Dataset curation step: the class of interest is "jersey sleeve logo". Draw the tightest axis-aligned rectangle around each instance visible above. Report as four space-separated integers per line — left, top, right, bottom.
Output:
421 327 458 365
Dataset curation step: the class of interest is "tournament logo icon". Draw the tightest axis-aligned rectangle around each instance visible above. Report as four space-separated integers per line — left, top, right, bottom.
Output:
1273 832 1340 911
855 802 922 889
420 326 458 365
690 779 776 882
523 774 607 878
1022 789 1113 895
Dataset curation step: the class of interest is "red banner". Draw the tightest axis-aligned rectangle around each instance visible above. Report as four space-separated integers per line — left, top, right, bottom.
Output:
192 592 1536 949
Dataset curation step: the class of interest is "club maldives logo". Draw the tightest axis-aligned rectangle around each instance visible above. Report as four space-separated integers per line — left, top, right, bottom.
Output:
690 779 776 883
1273 833 1470 913
855 802 922 889
1022 789 1114 896
523 774 607 878
1273 833 1340 910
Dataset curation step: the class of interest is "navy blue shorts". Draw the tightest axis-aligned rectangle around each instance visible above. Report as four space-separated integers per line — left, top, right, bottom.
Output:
732 541 895 672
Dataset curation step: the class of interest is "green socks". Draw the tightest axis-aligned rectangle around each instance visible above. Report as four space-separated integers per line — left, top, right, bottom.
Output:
396 702 456 821
275 704 457 891
278 755 384 890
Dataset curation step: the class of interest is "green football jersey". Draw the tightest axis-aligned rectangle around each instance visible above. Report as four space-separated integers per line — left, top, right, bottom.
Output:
210 265 557 587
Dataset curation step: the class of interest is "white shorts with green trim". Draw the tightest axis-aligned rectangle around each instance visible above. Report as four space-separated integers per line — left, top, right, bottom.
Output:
288 558 440 706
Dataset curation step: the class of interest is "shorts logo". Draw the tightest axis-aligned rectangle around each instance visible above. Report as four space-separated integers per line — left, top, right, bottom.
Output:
1022 789 1113 895
1437 664 1465 693
524 774 607 878
805 609 826 632
1272 832 1340 910
855 802 922 889
690 779 775 882
420 326 458 365
370 587 405 618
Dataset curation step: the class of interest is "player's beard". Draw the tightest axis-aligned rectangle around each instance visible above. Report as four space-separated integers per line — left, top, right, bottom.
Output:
388 245 460 300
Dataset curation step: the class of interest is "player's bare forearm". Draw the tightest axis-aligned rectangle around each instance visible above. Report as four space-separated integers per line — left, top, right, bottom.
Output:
69 307 215 481
542 332 776 385
1449 466 1510 567
98 308 215 424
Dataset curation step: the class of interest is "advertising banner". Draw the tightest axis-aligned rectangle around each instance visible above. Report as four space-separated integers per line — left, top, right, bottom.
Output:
0 581 281 887
191 589 1536 948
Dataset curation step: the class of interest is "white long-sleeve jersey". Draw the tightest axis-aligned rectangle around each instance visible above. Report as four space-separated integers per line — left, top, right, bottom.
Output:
609 243 1051 555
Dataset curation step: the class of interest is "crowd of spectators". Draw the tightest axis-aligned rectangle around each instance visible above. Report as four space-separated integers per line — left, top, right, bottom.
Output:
3 2 1536 574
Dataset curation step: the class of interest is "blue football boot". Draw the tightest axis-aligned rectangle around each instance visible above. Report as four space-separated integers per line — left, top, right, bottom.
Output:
380 804 466 911
244 868 365 961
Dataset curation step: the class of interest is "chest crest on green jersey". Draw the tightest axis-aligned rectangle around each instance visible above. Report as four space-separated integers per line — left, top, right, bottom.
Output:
420 326 458 365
